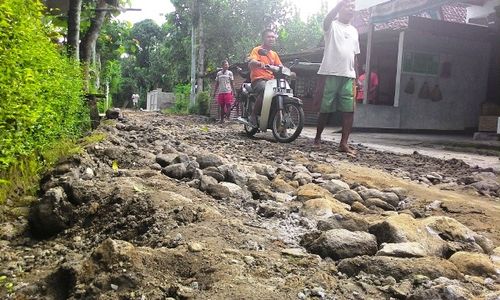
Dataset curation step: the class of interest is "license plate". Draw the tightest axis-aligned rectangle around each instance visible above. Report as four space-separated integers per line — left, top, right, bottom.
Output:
274 87 292 93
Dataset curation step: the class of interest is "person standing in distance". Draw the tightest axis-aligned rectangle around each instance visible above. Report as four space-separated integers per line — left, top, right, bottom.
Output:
314 0 359 156
213 60 235 123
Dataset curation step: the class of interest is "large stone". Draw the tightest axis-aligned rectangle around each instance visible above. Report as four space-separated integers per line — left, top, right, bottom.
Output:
365 198 396 211
206 183 232 199
492 247 500 269
421 216 493 254
376 242 427 258
200 175 218 192
29 187 75 238
308 163 336 174
302 198 350 219
449 251 497 277
320 180 350 194
296 183 334 202
337 256 463 281
203 170 225 182
409 277 474 300
369 214 447 257
293 172 313 186
247 176 274 200
350 201 370 214
317 214 370 232
93 238 136 265
334 189 363 205
218 164 255 187
196 153 225 169
358 189 400 207
161 163 189 179
105 108 122 119
305 229 378 259
383 187 409 201
155 153 178 168
172 154 190 164
252 163 277 179
472 180 500 193
219 182 251 200
271 177 296 194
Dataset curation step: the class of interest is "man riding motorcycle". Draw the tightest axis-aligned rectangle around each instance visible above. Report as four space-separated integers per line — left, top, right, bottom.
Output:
247 29 283 127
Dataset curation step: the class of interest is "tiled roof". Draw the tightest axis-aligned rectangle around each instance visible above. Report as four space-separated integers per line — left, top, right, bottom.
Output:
441 4 468 23
353 4 467 33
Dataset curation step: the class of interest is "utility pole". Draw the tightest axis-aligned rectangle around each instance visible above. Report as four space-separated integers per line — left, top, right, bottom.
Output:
189 0 198 107
190 23 196 107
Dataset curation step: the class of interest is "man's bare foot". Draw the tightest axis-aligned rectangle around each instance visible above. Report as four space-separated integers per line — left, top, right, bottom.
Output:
339 144 357 157
313 138 322 148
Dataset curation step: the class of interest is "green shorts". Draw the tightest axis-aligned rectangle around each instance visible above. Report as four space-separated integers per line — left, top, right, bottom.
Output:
320 76 355 113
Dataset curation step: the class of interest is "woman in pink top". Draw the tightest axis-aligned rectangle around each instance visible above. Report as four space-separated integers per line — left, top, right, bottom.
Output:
356 65 379 104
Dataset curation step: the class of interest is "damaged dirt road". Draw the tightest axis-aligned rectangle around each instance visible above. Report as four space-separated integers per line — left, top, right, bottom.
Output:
1 111 500 299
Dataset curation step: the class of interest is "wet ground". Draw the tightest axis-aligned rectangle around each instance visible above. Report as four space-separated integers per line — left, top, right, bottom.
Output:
301 127 500 171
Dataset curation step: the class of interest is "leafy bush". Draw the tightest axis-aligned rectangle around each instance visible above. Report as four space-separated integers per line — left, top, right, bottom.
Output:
170 83 191 114
194 91 212 116
0 0 89 203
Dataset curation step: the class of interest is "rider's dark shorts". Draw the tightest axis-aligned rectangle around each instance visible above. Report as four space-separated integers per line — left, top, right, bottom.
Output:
251 79 267 96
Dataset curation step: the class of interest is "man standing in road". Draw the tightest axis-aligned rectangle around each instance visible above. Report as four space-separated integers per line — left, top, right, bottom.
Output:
314 0 360 156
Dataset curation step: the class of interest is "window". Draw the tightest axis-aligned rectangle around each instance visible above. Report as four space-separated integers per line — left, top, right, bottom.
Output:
294 75 317 98
403 52 439 75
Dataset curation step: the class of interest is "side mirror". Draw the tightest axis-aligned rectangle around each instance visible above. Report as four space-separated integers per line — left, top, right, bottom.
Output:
258 48 269 56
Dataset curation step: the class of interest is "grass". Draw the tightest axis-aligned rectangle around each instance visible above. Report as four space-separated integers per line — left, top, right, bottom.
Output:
161 108 190 116
0 132 106 209
101 119 116 126
81 132 107 146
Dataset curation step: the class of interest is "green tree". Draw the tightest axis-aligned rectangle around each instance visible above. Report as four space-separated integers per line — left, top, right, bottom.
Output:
1 0 89 202
277 10 325 54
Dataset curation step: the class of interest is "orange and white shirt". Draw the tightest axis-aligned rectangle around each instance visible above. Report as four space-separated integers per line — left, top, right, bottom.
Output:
249 46 282 82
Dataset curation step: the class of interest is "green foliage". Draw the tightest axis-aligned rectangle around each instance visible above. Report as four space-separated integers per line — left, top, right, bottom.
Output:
94 0 325 110
194 91 212 116
277 11 325 53
0 0 89 203
169 83 192 114
81 132 107 146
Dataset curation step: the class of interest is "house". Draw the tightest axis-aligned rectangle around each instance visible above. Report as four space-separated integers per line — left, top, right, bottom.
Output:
209 0 499 132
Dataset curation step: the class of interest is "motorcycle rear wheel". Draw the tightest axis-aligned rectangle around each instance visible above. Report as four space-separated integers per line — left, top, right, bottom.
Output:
271 101 304 143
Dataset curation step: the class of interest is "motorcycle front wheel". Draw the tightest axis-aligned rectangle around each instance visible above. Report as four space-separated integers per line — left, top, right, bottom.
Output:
271 101 304 143
243 96 258 137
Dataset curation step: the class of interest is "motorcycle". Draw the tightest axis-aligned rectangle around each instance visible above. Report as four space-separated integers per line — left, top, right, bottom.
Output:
236 49 305 143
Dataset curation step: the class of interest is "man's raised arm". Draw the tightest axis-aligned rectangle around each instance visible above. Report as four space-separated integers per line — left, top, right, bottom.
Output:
323 0 348 31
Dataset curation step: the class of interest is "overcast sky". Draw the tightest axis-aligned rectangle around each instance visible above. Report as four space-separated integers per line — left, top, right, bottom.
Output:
117 0 389 24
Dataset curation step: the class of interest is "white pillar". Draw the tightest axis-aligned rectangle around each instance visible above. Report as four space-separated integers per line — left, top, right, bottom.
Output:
394 31 405 108
363 24 374 105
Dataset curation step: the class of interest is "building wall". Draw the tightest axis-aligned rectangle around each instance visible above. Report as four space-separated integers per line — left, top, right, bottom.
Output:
397 29 491 130
354 104 401 128
146 89 174 111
